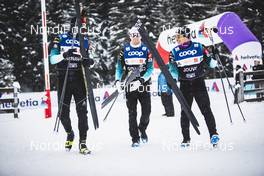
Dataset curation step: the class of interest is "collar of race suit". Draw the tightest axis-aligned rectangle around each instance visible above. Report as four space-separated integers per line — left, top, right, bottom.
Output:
179 40 192 50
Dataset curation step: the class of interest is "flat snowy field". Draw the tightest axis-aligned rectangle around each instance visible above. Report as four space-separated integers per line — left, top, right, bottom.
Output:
0 91 264 176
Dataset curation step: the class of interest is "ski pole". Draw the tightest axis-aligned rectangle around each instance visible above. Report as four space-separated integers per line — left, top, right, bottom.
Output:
216 49 246 122
216 56 233 124
103 94 119 121
215 50 246 122
208 29 233 123
102 66 142 120
53 66 69 132
53 24 77 133
54 61 72 132
209 28 246 122
75 0 99 129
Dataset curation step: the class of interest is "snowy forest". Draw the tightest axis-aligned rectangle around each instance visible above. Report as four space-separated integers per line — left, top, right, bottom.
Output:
0 0 263 92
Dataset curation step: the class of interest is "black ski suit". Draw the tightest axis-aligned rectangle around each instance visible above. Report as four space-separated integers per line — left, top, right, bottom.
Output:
169 41 218 141
158 72 174 116
115 43 154 143
49 33 92 141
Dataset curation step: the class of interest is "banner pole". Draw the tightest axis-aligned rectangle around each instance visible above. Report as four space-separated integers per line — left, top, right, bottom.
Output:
41 0 52 118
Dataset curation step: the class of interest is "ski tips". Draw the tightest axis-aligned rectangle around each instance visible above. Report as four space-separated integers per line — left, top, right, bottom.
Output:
101 101 107 109
134 19 142 29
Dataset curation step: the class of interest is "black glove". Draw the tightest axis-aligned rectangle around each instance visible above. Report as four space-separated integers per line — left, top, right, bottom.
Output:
63 48 79 58
82 57 94 67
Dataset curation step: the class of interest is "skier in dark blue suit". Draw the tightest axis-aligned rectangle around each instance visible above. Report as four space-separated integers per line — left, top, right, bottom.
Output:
158 70 174 117
115 27 154 147
168 27 220 147
49 13 94 154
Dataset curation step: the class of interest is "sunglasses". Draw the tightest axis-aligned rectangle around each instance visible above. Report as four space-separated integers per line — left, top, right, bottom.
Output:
130 33 140 38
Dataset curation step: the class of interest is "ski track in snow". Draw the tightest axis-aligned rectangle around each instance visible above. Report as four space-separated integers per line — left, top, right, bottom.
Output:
0 92 264 176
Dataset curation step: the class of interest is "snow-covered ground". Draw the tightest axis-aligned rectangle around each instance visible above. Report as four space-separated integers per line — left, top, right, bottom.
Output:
0 91 264 176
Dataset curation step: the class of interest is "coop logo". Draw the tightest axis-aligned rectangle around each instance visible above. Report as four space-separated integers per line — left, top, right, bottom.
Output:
179 50 197 57
65 39 80 45
128 51 144 57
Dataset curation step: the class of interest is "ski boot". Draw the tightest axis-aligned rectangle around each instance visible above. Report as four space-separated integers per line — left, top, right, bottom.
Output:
162 113 174 117
166 114 175 117
211 134 220 147
131 139 140 148
162 113 167 117
140 131 148 144
181 139 190 148
65 131 74 151
79 140 91 155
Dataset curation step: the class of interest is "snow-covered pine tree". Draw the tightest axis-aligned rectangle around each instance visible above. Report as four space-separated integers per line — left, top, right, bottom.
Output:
0 0 42 91
0 58 15 87
84 0 112 86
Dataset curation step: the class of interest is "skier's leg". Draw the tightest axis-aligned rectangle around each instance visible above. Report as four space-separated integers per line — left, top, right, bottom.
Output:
180 83 194 141
126 91 140 143
167 93 174 116
194 90 218 137
73 79 89 142
162 92 174 116
58 77 73 133
234 88 238 104
138 91 151 139
160 92 167 114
